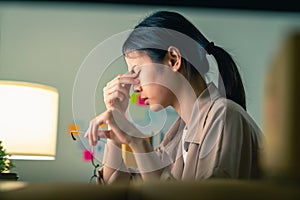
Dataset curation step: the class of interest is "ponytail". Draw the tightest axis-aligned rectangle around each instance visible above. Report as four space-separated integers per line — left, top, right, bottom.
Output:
206 43 246 110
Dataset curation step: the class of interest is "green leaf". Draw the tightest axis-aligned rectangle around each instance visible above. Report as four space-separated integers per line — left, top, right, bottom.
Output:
0 140 15 172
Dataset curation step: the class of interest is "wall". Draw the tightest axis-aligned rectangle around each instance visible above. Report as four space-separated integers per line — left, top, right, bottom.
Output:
0 2 299 182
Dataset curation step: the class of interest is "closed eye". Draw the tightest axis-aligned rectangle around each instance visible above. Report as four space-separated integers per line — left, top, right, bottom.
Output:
129 65 141 76
130 69 135 74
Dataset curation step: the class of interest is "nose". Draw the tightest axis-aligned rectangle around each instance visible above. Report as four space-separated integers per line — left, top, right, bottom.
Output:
133 84 142 93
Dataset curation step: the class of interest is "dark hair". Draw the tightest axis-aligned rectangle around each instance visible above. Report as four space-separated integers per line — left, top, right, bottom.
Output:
123 11 246 110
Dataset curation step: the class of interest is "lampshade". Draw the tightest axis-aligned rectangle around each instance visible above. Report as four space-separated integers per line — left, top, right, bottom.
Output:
0 81 59 160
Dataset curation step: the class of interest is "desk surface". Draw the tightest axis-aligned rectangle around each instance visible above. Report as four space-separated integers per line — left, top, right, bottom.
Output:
0 180 299 200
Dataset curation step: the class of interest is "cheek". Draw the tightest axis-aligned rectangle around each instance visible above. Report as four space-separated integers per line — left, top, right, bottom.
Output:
139 65 165 86
139 72 156 86
144 84 164 96
145 85 172 103
147 86 168 112
139 65 180 98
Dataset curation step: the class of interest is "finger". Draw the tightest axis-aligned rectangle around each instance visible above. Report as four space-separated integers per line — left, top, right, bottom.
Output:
104 85 130 101
91 117 106 145
97 130 111 138
94 112 112 143
84 127 90 138
103 85 130 104
83 125 93 145
105 119 117 138
105 109 133 144
104 93 125 109
109 108 144 139
105 80 138 95
84 127 94 147
86 126 94 146
105 91 128 103
106 73 139 88
90 120 98 146
114 73 139 83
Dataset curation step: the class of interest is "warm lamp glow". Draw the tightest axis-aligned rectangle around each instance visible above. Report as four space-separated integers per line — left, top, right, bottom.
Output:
0 81 59 160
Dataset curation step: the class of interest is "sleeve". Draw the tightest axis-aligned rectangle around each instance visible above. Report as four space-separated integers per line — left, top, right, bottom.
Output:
96 141 174 184
195 101 251 179
96 161 131 185
96 141 131 185
96 118 183 184
210 106 247 178
121 119 182 182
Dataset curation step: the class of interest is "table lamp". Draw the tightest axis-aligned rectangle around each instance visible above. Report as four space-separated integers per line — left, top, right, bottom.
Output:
0 81 59 161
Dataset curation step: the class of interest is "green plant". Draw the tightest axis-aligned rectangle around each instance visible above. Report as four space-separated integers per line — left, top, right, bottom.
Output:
0 140 15 173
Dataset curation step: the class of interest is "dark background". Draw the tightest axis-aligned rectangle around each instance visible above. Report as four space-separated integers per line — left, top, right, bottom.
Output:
0 0 299 13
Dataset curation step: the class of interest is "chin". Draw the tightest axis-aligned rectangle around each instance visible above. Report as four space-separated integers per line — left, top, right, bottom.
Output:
149 104 165 112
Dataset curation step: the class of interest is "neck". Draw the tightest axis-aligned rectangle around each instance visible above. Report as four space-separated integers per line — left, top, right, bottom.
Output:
172 75 206 127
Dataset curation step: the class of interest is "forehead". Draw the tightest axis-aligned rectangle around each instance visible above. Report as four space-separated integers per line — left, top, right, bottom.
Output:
124 50 153 71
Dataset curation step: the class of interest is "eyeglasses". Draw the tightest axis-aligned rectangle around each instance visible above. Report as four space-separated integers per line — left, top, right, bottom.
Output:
69 125 107 184
88 147 102 184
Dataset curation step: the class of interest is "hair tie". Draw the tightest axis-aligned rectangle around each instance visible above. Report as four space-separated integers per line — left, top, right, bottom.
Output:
205 42 215 55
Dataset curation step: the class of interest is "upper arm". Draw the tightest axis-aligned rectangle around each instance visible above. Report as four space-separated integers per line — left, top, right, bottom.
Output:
198 102 247 179
213 108 245 178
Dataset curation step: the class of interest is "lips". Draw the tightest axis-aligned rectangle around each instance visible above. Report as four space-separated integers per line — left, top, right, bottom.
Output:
139 96 149 105
144 98 149 105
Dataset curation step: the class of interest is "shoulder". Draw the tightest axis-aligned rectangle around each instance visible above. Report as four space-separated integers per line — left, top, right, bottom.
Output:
212 97 244 116
208 97 261 133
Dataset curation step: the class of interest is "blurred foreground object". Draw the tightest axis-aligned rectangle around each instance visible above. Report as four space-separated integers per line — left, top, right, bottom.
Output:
262 32 300 180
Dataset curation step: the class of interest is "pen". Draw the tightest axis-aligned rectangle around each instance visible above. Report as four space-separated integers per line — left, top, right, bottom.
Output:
70 123 110 140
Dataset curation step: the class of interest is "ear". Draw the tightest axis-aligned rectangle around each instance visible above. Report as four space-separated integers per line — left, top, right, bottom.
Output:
165 46 182 72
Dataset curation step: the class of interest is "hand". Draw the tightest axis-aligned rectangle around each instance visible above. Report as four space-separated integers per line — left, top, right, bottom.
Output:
103 72 139 113
84 108 144 146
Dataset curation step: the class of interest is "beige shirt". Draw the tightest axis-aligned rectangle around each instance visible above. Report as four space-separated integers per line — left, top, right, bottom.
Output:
156 83 263 180
98 83 263 183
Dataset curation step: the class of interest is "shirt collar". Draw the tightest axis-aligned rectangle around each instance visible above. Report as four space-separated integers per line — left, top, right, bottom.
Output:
184 82 222 144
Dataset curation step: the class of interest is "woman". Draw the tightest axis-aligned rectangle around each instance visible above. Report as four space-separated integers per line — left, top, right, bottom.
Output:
84 11 263 183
